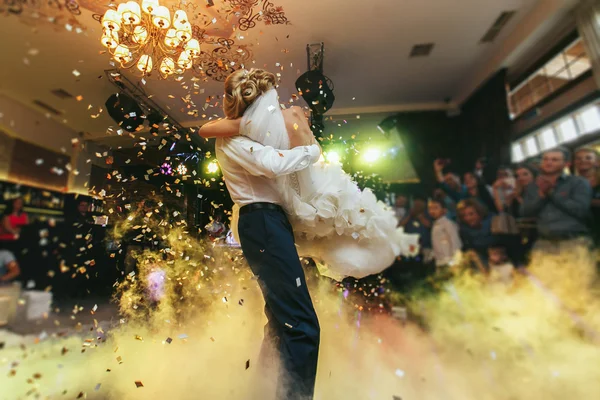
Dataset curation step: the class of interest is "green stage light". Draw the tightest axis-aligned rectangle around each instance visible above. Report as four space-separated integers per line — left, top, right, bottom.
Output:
325 150 341 164
362 148 381 164
207 161 220 174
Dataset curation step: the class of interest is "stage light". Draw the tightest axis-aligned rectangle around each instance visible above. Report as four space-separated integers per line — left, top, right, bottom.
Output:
325 151 341 164
363 148 381 164
177 164 188 175
207 161 219 174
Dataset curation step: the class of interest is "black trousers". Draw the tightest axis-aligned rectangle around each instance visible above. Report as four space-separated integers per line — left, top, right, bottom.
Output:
238 207 320 400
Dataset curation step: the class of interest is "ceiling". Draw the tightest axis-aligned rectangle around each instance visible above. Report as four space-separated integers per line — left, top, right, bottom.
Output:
0 0 581 148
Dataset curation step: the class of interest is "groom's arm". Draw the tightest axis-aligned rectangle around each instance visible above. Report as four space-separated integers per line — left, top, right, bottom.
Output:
198 118 242 138
224 137 321 179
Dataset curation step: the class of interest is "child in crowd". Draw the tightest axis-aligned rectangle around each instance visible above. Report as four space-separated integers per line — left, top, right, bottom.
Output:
428 198 462 269
487 247 514 284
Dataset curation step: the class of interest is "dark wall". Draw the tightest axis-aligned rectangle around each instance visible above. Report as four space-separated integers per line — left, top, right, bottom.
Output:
459 69 512 173
393 111 461 192
387 69 512 189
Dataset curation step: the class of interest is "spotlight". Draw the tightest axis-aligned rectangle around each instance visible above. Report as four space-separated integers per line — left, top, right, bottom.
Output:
325 151 341 164
207 161 219 174
363 148 381 164
160 162 173 175
177 164 188 175
377 115 397 136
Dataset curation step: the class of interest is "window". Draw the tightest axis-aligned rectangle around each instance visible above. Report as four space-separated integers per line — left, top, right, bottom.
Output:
507 37 591 118
512 143 525 162
525 136 539 157
539 128 557 150
558 118 578 142
510 101 600 163
578 107 600 134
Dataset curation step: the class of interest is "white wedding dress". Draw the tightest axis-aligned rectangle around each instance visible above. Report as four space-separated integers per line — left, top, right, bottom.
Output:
231 89 420 281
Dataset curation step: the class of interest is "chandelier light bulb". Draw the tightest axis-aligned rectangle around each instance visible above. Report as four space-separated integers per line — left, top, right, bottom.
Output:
185 39 200 58
137 54 153 73
132 25 149 44
114 44 131 64
102 10 121 31
176 22 192 42
122 1 142 25
160 57 175 75
117 3 128 17
151 6 171 29
164 29 180 48
177 52 192 69
173 10 189 29
141 0 159 14
101 29 119 49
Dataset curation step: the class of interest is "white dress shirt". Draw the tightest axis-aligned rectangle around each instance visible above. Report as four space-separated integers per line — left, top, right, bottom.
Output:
216 136 321 206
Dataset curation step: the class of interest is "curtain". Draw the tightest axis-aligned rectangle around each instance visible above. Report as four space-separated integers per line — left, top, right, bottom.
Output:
576 0 600 88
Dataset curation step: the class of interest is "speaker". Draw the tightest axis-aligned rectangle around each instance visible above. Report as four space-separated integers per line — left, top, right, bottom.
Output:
295 70 335 114
105 93 145 132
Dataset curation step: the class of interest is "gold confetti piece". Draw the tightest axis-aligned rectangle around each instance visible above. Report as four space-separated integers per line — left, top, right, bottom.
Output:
72 70 81 77
245 360 250 370
284 323 293 329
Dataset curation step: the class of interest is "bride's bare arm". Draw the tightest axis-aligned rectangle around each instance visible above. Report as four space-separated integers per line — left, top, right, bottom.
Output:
198 118 242 138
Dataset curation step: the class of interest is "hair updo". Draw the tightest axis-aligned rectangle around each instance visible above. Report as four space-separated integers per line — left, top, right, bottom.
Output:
223 68 277 119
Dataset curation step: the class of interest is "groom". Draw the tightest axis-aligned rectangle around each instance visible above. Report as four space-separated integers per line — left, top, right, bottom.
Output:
201 119 322 399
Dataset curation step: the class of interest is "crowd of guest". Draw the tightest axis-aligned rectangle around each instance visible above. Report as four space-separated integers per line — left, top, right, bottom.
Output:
392 145 598 282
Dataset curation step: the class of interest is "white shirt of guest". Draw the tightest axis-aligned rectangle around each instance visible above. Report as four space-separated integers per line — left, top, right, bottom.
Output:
431 215 462 267
215 136 321 206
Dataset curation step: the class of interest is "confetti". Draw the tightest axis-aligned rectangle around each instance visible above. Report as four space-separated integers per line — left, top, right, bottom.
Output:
95 383 101 391
293 123 299 130
284 323 293 329
245 360 250 370
296 277 301 287
395 369 405 378
178 334 188 339
72 70 81 77
165 337 173 344
134 381 144 388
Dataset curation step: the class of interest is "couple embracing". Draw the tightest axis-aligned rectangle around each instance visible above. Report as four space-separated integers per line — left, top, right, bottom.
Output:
199 68 417 399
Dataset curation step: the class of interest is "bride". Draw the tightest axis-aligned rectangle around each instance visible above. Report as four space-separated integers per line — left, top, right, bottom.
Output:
199 68 419 280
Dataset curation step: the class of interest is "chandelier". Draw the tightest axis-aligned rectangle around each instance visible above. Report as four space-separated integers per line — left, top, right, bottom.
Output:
100 0 202 79
98 0 290 81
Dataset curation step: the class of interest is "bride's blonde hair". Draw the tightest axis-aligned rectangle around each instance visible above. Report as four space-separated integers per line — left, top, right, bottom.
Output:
223 68 276 119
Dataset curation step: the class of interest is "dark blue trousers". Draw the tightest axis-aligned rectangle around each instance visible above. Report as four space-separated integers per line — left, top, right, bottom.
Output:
238 208 320 400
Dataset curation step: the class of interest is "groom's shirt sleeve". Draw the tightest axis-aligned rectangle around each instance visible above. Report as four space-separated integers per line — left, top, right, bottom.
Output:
225 137 321 178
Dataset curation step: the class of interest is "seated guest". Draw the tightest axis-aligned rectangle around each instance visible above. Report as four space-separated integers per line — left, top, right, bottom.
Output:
521 147 592 241
0 249 20 284
0 197 28 254
434 159 467 202
487 246 514 284
433 188 457 221
491 167 516 213
400 196 433 262
393 194 409 224
428 198 462 269
574 147 600 242
0 249 21 327
493 164 537 217
458 199 495 266
464 171 496 214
